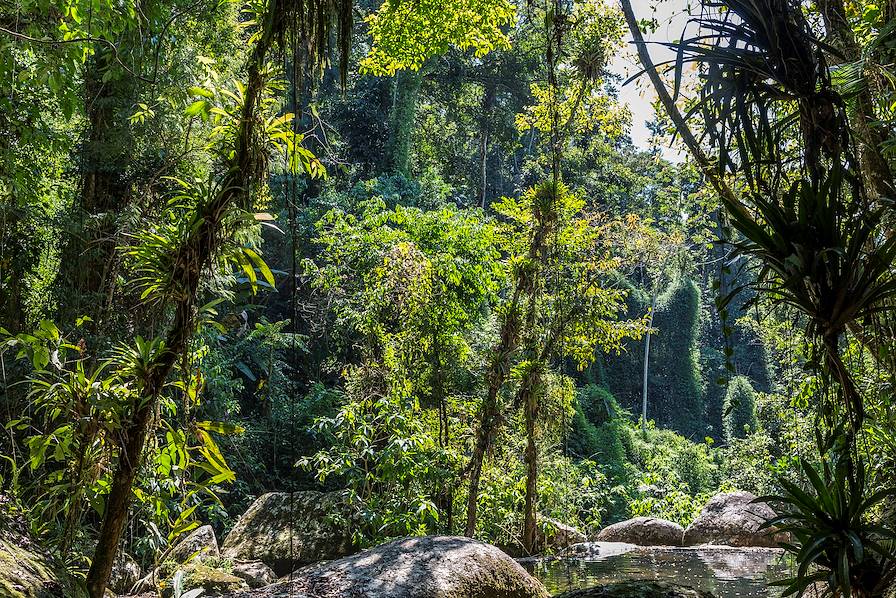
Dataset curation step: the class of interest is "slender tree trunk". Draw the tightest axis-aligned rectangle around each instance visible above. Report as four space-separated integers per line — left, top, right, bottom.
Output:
520 284 542 554
480 82 495 208
463 267 533 537
68 21 142 330
641 289 658 433
522 376 539 554
387 68 423 176
464 292 521 537
816 0 893 201
465 210 551 537
85 17 276 597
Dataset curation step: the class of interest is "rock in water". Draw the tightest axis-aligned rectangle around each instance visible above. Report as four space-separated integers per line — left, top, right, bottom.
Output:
221 536 550 598
556 581 715 598
596 517 684 546
683 491 784 548
221 491 355 575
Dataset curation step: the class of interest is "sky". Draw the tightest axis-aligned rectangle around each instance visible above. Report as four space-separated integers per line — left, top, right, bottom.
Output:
609 0 691 158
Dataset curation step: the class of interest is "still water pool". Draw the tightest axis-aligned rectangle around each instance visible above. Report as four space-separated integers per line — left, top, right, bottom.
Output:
522 544 793 597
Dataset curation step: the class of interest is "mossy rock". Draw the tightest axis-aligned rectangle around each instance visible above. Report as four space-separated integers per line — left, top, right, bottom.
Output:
137 561 250 597
180 563 249 596
0 538 87 598
221 491 356 575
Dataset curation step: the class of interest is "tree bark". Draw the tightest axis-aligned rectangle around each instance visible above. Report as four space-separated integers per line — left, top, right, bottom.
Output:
84 14 276 597
641 288 658 433
522 376 539 554
387 68 423 176
816 0 894 201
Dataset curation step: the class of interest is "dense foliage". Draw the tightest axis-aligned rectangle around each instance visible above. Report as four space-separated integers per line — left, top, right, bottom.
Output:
2 0 896 596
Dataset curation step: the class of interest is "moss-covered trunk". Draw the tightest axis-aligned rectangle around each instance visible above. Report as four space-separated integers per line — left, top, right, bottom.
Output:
386 69 423 176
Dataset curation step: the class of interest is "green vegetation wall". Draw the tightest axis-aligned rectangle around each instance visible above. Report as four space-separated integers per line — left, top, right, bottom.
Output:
699 265 773 441
649 276 704 437
594 277 648 410
723 376 758 441
596 276 704 438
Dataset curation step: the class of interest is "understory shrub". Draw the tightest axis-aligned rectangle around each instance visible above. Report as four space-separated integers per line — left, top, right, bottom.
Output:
723 376 758 441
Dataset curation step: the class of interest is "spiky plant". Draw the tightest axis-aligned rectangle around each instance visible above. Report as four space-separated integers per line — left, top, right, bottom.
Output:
725 167 896 428
646 2 896 595
760 451 896 598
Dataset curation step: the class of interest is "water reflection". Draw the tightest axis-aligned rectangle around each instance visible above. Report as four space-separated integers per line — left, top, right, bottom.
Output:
523 544 792 597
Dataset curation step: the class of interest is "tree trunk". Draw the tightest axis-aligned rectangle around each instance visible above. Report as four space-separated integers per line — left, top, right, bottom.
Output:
522 376 539 554
463 384 497 537
84 17 276 597
641 289 658 433
68 25 141 330
519 285 543 554
480 81 495 208
387 68 423 176
816 0 893 201
464 285 524 537
464 203 553 538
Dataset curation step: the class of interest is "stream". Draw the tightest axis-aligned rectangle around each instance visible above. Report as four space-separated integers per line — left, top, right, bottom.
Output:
522 543 793 597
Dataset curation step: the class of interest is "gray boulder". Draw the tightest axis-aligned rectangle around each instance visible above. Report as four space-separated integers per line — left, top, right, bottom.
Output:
221 491 355 576
108 552 141 594
133 524 223 594
221 535 550 598
557 581 714 598
596 517 684 546
683 492 785 548
231 561 276 589
165 524 220 564
537 515 587 552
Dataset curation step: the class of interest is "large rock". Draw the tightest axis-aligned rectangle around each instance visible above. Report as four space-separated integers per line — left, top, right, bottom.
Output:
0 537 87 598
221 491 355 575
557 581 714 598
176 563 249 595
222 536 550 598
133 524 223 594
231 561 276 589
596 517 684 546
537 515 587 552
0 495 87 598
165 524 220 564
683 492 784 548
108 552 141 594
